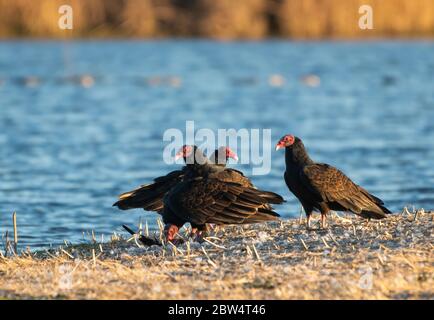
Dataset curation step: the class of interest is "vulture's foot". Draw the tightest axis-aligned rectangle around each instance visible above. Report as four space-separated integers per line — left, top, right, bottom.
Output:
306 215 313 230
320 214 328 229
190 227 198 238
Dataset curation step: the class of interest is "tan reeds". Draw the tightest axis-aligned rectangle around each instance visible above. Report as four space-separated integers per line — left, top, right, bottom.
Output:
12 212 18 254
0 0 434 39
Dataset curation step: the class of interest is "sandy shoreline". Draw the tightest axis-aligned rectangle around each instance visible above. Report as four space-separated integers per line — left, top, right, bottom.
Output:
0 209 432 299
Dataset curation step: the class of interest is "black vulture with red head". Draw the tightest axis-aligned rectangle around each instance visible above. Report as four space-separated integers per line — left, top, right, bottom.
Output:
275 134 391 229
162 145 284 242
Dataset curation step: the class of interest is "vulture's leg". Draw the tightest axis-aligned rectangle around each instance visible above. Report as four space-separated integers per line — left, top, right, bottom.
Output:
306 214 312 230
320 210 328 229
303 205 314 230
190 227 198 238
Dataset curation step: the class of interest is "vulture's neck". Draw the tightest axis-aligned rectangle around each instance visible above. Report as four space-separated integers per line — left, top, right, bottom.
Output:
210 151 227 166
184 149 209 166
285 140 314 169
184 150 214 177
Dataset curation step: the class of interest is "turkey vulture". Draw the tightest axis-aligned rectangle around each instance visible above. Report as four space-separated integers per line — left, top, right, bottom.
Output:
162 146 284 242
275 134 391 229
113 145 238 213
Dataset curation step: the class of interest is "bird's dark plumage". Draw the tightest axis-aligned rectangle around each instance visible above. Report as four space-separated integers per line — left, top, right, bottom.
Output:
276 135 391 228
113 169 185 212
162 149 284 232
208 147 261 188
113 146 234 213
112 145 201 213
122 224 160 246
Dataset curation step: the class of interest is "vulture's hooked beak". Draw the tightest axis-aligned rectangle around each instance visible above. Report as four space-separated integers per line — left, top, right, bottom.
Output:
275 142 284 151
174 151 183 161
228 150 239 161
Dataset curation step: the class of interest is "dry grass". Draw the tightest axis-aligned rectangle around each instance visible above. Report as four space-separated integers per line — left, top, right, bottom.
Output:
0 209 432 300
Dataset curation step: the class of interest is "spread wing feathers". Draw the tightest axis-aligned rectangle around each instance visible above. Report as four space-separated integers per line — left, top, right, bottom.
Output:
167 180 280 226
113 170 184 212
257 190 285 204
300 164 390 219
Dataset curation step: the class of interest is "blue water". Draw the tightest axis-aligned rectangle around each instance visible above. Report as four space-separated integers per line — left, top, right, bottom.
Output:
0 40 433 249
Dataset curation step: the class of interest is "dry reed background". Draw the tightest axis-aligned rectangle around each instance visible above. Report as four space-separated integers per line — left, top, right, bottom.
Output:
0 0 433 39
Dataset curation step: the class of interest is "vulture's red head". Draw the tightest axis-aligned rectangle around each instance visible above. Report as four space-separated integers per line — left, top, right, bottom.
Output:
175 145 193 161
221 146 239 161
275 134 295 151
212 146 238 165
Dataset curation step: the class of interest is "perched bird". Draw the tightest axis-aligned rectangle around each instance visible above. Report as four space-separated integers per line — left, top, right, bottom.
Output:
113 145 238 213
162 147 284 242
275 134 391 229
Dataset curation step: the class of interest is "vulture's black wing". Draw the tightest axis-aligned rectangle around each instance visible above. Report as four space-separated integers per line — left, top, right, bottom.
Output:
299 163 390 219
164 178 281 226
214 169 284 204
113 169 184 212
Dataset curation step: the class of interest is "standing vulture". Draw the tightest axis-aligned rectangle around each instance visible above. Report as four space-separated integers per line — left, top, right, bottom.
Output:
162 146 284 242
275 134 391 229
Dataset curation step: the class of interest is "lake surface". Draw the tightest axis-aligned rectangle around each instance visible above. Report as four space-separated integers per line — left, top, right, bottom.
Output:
0 40 433 250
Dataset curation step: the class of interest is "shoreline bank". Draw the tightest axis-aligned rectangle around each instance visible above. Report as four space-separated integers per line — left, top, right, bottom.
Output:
0 210 432 299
